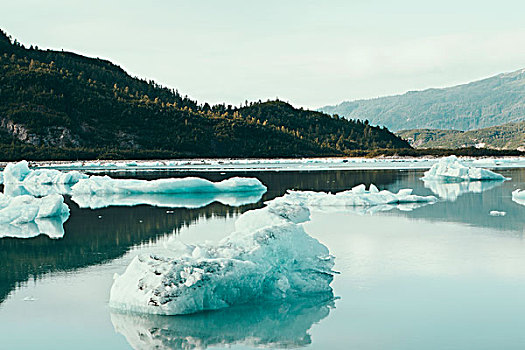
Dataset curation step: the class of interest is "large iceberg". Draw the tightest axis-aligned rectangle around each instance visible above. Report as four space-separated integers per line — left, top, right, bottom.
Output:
512 189 525 206
110 296 333 349
422 156 508 182
0 194 70 238
282 184 437 211
109 197 335 315
71 176 267 195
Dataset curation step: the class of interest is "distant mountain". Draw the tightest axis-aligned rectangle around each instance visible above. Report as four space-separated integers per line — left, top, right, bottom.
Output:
398 121 525 150
0 29 410 160
321 69 525 131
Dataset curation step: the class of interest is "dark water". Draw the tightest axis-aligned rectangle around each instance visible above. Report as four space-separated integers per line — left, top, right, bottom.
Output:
1 168 524 349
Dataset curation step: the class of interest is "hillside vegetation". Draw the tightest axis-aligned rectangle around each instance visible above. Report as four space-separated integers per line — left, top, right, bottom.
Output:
321 69 525 131
398 121 525 150
0 29 410 160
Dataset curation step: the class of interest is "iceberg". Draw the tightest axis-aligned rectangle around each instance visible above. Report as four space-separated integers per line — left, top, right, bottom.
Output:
422 156 508 182
512 189 525 206
0 194 69 238
1 160 87 196
423 179 504 201
109 197 335 315
282 184 437 211
110 296 333 350
71 176 267 195
71 191 266 210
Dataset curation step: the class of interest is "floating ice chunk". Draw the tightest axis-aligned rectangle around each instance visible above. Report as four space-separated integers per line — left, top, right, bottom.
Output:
71 191 265 210
110 296 333 349
282 184 437 211
422 156 508 182
109 199 335 315
489 211 506 217
512 189 525 206
423 179 504 201
72 176 267 196
2 160 87 197
0 193 69 238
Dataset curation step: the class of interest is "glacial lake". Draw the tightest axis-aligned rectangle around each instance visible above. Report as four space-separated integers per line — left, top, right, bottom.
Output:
1 167 525 349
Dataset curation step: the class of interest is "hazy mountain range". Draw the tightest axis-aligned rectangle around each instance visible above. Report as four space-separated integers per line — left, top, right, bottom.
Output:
321 69 525 132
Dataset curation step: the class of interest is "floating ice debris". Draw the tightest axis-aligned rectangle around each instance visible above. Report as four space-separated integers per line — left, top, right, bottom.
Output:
3 160 88 185
489 211 507 217
71 191 265 210
23 296 38 302
282 184 437 210
0 194 69 239
110 296 333 350
0 193 69 223
422 156 508 182
109 197 335 315
423 179 504 201
512 189 525 206
71 176 267 195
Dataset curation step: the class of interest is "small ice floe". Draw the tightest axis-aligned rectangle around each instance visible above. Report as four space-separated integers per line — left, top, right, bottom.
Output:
283 184 437 212
512 189 525 206
109 196 335 316
422 156 508 182
0 194 69 239
71 176 266 195
2 160 87 188
489 211 507 217
23 296 38 302
71 176 267 209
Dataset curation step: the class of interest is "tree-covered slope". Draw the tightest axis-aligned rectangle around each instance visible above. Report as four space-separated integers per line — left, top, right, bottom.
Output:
321 69 525 132
0 29 410 159
398 121 525 150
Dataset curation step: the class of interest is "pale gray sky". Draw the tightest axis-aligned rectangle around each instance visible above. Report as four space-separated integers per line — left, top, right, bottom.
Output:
2 0 525 108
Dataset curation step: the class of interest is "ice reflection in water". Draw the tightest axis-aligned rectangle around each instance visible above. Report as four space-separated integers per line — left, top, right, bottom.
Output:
422 179 505 201
111 296 334 350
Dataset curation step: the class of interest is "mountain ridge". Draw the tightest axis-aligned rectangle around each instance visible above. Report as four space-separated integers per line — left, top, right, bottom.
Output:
321 68 525 131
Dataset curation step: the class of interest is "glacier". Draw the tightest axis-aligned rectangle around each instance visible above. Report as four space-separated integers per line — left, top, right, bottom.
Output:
110 296 333 349
71 175 267 195
109 196 335 315
422 156 508 182
512 189 525 206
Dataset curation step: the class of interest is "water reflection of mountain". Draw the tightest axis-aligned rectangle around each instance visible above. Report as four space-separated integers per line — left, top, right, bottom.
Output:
111 297 334 350
0 170 401 304
387 169 525 233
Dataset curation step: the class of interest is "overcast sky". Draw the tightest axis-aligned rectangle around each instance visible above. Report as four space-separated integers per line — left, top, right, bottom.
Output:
2 0 525 108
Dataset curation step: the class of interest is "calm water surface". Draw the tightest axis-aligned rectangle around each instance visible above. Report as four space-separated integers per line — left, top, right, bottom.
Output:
1 168 525 349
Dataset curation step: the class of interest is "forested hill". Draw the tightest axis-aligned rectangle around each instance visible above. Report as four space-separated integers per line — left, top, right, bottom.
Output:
0 29 409 160
398 121 525 150
321 68 525 132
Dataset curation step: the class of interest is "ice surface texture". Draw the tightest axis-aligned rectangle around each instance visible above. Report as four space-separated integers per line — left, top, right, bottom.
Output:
512 189 525 206
422 156 508 182
109 197 335 315
0 193 70 238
